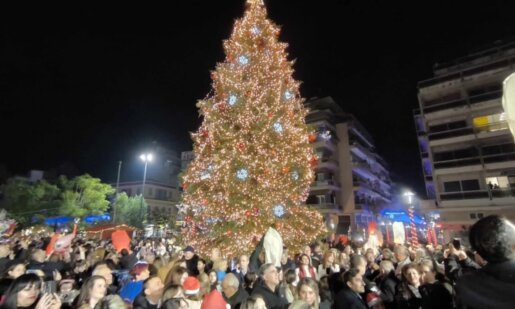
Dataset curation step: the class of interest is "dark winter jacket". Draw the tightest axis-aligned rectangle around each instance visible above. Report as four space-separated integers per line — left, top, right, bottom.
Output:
456 260 515 309
419 281 453 309
333 288 367 309
251 281 288 309
224 287 249 309
376 270 399 309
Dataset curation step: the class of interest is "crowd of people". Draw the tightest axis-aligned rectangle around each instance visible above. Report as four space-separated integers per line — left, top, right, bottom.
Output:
0 215 514 309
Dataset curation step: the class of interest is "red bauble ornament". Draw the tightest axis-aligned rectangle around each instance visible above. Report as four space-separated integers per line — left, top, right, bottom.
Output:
309 157 318 168
211 72 218 80
227 54 234 62
268 112 274 119
282 166 290 173
245 90 252 97
237 142 245 151
245 210 251 217
200 128 209 138
226 230 233 236
202 199 208 205
308 133 317 143
217 102 228 112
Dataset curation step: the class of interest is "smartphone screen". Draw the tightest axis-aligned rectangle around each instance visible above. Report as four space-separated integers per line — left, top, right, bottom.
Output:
43 281 56 294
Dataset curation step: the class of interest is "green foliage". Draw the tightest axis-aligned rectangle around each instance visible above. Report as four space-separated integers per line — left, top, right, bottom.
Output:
58 175 114 217
0 174 114 227
113 192 148 228
1 178 60 226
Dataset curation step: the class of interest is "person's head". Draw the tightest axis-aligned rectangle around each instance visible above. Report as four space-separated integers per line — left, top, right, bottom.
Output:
365 251 375 265
297 278 319 307
130 261 150 281
394 246 409 262
259 263 279 289
417 260 436 284
162 284 184 302
77 275 107 306
59 279 76 293
401 263 420 287
338 252 350 269
288 300 311 309
30 249 46 263
381 248 394 261
166 266 189 286
0 245 11 258
240 295 267 309
208 269 218 284
244 271 257 289
183 276 201 299
366 292 385 309
4 262 26 279
2 274 42 308
211 248 221 261
343 268 365 294
469 215 515 263
299 254 311 266
239 255 249 269
213 258 228 272
321 251 334 267
379 260 395 277
92 264 113 285
283 268 296 285
349 254 366 276
143 276 165 302
94 294 126 309
183 246 195 260
197 259 206 272
162 297 188 309
221 273 240 299
303 245 312 256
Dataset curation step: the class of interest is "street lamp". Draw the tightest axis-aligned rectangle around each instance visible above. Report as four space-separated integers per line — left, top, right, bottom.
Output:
140 153 153 221
403 191 418 248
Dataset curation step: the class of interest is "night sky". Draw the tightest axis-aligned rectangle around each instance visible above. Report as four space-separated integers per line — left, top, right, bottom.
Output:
2 1 515 197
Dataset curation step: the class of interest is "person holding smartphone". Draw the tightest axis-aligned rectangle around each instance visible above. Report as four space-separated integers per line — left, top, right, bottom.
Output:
1 273 61 309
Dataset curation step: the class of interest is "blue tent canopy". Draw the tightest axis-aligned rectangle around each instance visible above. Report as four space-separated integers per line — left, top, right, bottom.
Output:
84 214 111 224
380 209 425 225
43 214 111 226
44 216 74 226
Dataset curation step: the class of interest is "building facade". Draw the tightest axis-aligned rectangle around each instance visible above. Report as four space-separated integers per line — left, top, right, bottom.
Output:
117 144 182 221
305 97 392 234
415 40 515 236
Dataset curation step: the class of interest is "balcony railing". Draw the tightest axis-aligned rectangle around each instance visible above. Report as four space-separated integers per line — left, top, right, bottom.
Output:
428 127 474 140
422 90 502 114
308 203 340 211
418 57 513 88
440 188 515 201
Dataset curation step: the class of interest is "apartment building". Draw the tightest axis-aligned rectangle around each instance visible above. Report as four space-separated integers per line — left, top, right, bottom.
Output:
415 40 515 234
305 97 392 234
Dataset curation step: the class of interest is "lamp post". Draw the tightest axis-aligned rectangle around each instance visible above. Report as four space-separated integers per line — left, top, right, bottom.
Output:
113 160 122 223
403 191 418 249
140 153 153 222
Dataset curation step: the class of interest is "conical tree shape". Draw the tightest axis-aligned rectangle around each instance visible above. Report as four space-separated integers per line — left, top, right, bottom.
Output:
181 0 326 257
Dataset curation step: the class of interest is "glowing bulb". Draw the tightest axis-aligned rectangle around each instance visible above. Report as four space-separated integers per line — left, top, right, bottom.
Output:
274 204 286 218
236 168 249 180
273 122 283 133
228 95 237 106
284 90 293 100
239 55 249 65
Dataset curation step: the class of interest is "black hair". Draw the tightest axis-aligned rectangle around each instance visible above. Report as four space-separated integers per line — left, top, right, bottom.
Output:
2 274 42 309
469 215 515 263
349 254 365 269
342 268 361 287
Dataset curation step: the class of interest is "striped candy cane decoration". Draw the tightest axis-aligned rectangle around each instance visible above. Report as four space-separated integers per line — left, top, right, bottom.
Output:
408 206 419 248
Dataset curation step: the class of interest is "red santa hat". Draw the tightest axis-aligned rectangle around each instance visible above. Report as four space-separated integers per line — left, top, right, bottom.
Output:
183 276 200 295
367 292 383 308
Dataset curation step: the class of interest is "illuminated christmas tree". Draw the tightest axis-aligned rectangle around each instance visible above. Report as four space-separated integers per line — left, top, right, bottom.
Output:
180 0 326 257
